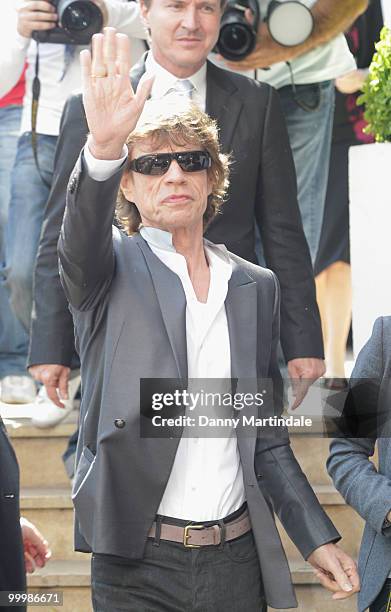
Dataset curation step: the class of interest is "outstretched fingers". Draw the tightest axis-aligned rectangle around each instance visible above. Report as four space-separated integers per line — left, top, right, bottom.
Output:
91 32 106 77
116 32 132 77
103 27 117 76
80 48 92 90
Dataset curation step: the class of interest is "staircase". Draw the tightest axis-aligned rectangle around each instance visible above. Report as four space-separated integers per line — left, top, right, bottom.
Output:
3 409 363 612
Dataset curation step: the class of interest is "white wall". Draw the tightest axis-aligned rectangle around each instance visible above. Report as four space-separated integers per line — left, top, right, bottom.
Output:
381 0 391 27
349 144 391 356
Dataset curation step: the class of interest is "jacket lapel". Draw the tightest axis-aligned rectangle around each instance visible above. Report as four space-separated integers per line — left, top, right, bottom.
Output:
225 262 258 457
225 261 257 381
135 235 188 384
206 61 244 153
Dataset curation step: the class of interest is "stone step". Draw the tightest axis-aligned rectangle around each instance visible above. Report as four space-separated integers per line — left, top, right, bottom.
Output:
20 487 81 561
27 559 91 612
20 485 363 564
5 416 77 488
25 559 357 612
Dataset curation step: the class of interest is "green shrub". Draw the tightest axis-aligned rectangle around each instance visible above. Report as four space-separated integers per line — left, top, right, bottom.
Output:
358 26 391 142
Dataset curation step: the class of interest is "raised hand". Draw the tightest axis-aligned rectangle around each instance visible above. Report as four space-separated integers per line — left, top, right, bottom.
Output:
80 27 153 160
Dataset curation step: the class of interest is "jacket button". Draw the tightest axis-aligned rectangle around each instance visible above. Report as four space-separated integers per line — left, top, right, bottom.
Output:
114 419 126 429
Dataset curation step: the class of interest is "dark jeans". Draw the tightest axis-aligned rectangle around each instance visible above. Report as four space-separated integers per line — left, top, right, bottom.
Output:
91 530 266 611
370 579 391 612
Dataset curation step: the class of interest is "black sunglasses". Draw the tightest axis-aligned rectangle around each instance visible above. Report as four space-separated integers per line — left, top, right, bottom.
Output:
128 150 212 175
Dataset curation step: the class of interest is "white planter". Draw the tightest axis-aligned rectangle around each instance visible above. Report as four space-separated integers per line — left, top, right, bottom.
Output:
349 142 391 356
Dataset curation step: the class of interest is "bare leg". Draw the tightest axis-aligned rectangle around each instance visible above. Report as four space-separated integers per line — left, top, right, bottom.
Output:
315 262 352 378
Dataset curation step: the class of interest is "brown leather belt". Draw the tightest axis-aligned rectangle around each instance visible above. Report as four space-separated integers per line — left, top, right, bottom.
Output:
148 509 251 548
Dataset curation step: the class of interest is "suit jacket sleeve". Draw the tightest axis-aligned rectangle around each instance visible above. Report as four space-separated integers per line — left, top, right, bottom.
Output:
58 150 124 311
255 272 340 560
28 94 89 367
327 317 391 535
255 85 323 362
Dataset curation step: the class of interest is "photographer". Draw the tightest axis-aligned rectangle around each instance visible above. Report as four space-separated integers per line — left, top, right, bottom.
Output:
214 0 367 263
0 0 147 404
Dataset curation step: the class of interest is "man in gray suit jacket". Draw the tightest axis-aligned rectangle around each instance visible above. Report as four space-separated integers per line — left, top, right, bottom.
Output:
58 28 358 611
328 316 391 612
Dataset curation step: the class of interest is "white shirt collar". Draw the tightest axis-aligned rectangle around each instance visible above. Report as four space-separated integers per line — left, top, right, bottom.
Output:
145 52 207 100
140 226 232 283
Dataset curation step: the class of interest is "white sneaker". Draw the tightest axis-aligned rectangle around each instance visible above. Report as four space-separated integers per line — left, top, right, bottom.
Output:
0 375 37 404
31 372 81 429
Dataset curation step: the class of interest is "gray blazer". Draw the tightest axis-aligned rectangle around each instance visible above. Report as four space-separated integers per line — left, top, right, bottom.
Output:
59 155 339 610
328 317 391 612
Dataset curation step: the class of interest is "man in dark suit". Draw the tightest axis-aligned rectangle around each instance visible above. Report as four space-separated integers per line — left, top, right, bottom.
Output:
28 0 325 413
58 28 359 610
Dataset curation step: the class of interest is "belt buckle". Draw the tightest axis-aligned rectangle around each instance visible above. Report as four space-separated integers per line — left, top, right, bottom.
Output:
183 523 204 548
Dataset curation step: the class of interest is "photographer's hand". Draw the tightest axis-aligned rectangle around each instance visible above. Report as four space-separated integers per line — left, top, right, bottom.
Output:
17 0 57 39
80 27 153 160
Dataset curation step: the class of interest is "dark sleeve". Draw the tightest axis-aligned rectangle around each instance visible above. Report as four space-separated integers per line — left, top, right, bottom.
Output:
255 85 323 362
255 271 340 560
58 153 124 311
28 94 89 367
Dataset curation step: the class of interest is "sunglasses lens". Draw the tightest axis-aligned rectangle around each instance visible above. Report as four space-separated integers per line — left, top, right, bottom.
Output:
177 152 211 172
149 156 171 175
135 155 169 175
132 152 211 175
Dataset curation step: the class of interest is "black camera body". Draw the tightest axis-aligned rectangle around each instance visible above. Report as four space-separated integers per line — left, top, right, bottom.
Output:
32 0 103 45
215 0 314 62
215 0 260 62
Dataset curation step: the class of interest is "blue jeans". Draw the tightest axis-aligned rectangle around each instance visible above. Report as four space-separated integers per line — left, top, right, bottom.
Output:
0 106 27 378
1 131 57 376
277 80 335 263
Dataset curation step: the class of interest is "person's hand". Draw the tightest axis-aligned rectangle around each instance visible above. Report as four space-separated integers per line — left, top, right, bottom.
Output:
28 364 71 408
287 357 326 410
17 1 58 39
20 517 51 573
80 27 153 160
307 543 360 600
335 68 369 94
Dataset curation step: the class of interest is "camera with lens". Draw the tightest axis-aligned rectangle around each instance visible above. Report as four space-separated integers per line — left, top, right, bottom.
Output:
215 0 260 62
215 0 314 62
32 0 103 45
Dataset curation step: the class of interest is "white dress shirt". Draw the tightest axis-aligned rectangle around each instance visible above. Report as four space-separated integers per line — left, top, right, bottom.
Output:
83 150 246 521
